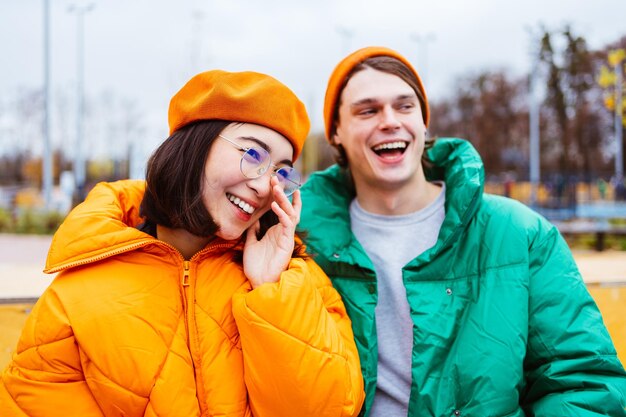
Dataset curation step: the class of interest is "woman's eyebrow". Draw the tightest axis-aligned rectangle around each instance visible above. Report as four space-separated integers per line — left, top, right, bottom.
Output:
238 136 293 166
238 136 270 152
278 159 294 167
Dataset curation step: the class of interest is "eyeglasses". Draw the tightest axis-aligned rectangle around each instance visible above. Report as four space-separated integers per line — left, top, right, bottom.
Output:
218 134 301 196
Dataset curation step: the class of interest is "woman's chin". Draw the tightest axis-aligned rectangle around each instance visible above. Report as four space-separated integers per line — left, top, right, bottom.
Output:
215 227 246 242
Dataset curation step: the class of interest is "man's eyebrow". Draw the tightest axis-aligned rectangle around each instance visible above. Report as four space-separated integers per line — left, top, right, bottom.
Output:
395 94 418 101
350 98 378 107
238 136 293 167
350 94 417 107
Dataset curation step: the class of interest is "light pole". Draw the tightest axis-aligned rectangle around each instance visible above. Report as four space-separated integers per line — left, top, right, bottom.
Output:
190 10 206 70
42 0 52 209
410 32 436 87
68 3 95 203
526 29 541 207
599 49 625 195
613 55 624 185
528 68 541 207
336 26 354 56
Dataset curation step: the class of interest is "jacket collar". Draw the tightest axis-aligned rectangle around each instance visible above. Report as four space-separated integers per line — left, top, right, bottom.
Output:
299 138 484 264
423 138 484 261
45 180 152 273
45 180 239 273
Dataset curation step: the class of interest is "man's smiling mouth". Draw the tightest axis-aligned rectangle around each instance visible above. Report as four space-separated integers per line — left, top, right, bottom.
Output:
372 141 408 158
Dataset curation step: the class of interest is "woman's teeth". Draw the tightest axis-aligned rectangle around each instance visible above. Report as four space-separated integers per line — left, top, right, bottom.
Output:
228 194 255 214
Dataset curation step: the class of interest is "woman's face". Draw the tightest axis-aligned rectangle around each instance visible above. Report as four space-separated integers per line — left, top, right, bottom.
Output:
202 123 294 241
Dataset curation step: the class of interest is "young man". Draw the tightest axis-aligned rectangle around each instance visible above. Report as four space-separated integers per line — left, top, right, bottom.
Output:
298 46 626 417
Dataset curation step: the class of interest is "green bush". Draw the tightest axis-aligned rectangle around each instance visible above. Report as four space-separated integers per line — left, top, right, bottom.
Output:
13 209 65 235
0 208 14 233
563 232 626 251
43 211 66 234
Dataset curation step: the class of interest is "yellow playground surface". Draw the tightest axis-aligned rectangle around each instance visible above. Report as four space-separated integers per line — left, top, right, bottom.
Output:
0 236 625 371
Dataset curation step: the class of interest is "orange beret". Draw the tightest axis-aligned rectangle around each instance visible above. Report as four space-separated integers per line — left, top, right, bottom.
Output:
168 70 310 160
323 46 430 141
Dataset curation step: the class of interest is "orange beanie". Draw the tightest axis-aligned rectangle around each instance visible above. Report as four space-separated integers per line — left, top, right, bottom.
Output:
323 46 430 141
168 70 310 160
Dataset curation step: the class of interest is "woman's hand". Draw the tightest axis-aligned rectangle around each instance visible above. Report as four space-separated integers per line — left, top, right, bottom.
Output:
243 176 301 288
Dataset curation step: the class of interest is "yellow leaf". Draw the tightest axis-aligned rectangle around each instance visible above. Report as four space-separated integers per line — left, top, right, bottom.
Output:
598 65 616 88
605 95 615 111
608 49 626 67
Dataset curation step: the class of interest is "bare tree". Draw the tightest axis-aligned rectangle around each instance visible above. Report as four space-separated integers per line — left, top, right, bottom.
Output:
429 70 528 177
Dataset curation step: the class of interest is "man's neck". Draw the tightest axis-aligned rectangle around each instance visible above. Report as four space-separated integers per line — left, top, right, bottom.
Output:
354 178 442 216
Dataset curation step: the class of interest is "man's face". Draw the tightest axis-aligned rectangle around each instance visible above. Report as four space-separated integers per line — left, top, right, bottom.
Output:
334 68 427 193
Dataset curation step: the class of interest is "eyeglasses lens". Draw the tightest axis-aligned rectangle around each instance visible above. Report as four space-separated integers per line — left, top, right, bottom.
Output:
238 145 301 196
241 148 270 178
275 167 301 196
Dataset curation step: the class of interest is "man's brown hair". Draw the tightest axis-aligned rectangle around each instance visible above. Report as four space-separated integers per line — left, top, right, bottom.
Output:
330 56 434 167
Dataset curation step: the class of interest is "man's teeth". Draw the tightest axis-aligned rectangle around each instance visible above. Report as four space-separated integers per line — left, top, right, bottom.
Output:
228 194 255 214
373 141 407 151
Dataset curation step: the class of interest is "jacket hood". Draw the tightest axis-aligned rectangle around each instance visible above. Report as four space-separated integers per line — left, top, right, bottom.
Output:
423 138 484 259
298 138 485 263
45 180 153 273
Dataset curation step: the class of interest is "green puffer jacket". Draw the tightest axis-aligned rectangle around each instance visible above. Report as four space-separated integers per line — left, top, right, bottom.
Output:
298 138 626 417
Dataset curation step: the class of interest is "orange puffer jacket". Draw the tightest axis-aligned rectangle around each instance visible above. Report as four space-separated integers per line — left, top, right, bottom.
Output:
0 180 364 417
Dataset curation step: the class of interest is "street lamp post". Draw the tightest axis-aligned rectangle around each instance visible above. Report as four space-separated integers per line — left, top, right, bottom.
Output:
42 0 52 209
529 62 541 207
410 32 436 88
335 26 354 56
599 49 625 196
68 3 95 203
527 31 541 207
614 57 624 186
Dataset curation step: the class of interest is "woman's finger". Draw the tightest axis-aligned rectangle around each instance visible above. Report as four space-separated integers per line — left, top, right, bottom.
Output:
290 189 301 224
272 183 296 219
246 220 260 243
271 200 293 229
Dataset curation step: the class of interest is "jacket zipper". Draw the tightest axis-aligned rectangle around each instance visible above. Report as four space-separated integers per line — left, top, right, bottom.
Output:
180 245 233 415
46 240 235 274
180 245 231 414
179 256 209 412
44 241 153 273
181 260 191 338
48 238 236 414
182 260 190 287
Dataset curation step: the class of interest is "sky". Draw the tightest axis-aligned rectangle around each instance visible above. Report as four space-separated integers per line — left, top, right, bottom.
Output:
1 0 625 160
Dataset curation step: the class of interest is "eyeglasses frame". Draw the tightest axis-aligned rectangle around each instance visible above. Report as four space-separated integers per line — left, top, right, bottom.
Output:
217 134 301 196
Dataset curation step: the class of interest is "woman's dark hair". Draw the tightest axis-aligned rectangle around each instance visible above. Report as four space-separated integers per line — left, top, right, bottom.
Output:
140 119 307 258
330 56 435 168
140 120 229 237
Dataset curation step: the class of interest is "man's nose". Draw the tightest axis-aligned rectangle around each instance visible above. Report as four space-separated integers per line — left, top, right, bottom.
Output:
379 106 401 130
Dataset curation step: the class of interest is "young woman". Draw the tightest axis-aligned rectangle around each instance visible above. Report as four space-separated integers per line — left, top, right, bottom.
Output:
0 70 364 417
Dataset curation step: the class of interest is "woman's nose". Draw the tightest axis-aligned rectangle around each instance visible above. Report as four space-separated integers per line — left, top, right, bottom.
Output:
247 169 273 197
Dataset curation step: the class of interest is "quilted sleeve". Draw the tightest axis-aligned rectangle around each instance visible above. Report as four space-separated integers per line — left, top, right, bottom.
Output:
232 257 365 417
0 287 103 417
523 225 626 416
